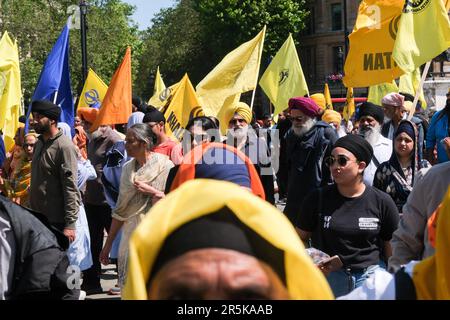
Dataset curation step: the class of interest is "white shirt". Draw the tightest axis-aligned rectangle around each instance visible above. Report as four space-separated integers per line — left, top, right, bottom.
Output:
0 211 15 300
364 135 392 186
338 261 419 300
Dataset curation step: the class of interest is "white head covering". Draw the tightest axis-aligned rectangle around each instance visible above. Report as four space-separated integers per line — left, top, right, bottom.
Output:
127 112 145 130
57 122 72 138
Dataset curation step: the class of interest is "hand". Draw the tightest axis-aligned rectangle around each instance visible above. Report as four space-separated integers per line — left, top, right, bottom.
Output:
99 245 111 266
443 137 450 149
318 264 333 276
134 180 160 196
63 228 76 243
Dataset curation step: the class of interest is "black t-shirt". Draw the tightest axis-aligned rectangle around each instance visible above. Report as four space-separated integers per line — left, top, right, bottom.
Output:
297 184 399 269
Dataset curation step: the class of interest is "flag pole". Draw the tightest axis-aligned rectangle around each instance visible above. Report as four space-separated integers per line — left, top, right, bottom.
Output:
250 26 267 110
407 61 431 121
53 90 59 104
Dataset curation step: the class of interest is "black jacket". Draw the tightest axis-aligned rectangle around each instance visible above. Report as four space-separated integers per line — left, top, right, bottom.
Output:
283 122 338 224
0 196 76 300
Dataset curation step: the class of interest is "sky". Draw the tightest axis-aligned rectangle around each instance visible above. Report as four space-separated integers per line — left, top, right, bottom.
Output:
124 0 176 30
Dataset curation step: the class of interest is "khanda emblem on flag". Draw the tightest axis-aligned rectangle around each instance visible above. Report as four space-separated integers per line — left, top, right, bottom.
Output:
388 15 401 40
159 87 173 102
84 89 101 107
405 0 431 13
279 69 289 85
188 106 205 120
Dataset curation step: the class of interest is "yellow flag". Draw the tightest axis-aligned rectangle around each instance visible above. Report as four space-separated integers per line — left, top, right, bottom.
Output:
343 87 355 122
324 83 333 110
164 74 204 141
149 82 180 112
148 66 167 109
77 68 108 109
368 81 399 106
0 31 23 151
259 34 308 119
196 26 266 117
399 68 427 109
393 0 450 73
343 0 405 87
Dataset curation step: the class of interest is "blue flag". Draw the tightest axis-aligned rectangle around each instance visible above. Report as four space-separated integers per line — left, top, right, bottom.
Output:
26 24 74 134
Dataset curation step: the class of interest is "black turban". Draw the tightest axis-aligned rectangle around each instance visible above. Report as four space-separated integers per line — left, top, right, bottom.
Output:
143 109 166 124
334 134 373 165
31 100 61 121
357 102 384 124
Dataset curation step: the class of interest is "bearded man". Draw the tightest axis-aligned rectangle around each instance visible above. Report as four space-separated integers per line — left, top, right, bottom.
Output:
283 97 337 225
356 102 392 186
225 102 275 204
29 100 80 242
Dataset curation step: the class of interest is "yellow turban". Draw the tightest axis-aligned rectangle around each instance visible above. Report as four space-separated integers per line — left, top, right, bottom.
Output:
123 179 334 300
322 110 342 125
310 93 326 110
220 101 253 135
412 185 450 300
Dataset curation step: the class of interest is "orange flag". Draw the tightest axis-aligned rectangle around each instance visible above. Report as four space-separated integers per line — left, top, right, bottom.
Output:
90 47 132 132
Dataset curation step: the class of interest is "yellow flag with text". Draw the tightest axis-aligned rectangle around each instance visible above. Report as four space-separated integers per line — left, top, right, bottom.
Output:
393 0 450 73
368 81 399 106
0 31 23 151
343 87 355 122
196 26 266 117
343 0 405 87
77 68 108 109
164 74 204 141
324 83 333 110
259 34 308 119
399 68 427 109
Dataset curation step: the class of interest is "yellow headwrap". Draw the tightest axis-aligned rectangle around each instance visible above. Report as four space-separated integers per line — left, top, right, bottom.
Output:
220 101 253 135
123 179 333 300
412 185 450 300
310 93 326 110
322 110 342 125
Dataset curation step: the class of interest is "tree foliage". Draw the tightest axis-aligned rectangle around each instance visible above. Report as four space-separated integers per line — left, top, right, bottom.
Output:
0 0 141 102
136 0 308 100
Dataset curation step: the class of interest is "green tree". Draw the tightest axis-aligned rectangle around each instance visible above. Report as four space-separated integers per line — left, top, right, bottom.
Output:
135 0 203 100
194 0 308 58
0 0 141 102
136 0 309 100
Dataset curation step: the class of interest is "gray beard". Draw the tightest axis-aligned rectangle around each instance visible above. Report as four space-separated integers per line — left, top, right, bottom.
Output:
359 124 381 146
292 118 316 138
229 127 249 141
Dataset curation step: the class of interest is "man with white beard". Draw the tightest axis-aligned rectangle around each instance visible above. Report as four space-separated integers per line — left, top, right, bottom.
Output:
283 97 337 225
226 102 275 204
356 102 392 186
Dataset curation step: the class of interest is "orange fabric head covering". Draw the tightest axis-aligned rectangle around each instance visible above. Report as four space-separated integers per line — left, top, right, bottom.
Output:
170 142 265 200
77 107 99 124
412 186 450 300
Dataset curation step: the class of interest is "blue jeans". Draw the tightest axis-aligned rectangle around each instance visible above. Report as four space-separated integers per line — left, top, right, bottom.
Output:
326 261 386 298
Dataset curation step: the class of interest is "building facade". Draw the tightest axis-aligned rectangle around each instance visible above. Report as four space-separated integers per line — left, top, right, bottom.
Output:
299 0 450 104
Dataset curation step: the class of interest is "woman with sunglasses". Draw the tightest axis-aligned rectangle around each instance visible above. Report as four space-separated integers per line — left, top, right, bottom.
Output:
295 134 399 297
373 120 430 215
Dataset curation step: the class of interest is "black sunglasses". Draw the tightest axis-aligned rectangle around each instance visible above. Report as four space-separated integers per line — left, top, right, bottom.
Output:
325 155 357 168
229 118 247 125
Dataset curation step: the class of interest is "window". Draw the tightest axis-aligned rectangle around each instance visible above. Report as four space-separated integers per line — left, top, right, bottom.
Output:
331 3 343 31
300 46 316 83
332 46 344 74
304 7 315 35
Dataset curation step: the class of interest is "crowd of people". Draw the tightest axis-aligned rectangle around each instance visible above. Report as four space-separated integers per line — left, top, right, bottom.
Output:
0 88 449 300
